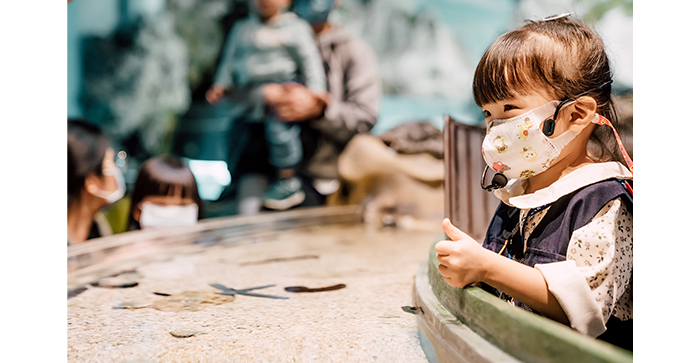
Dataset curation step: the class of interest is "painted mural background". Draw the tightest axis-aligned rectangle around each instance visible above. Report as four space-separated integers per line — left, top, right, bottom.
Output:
67 0 632 193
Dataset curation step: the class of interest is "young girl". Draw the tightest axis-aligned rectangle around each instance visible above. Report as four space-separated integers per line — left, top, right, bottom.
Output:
68 119 126 245
128 155 204 230
435 14 633 350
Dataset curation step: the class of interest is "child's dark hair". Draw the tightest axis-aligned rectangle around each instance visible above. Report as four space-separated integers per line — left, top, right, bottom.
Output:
129 155 204 225
68 119 110 208
472 16 624 164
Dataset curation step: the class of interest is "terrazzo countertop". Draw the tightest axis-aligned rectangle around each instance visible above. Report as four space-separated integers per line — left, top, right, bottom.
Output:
68 222 442 362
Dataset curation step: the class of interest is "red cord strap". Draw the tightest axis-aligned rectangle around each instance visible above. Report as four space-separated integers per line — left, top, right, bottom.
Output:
593 115 633 194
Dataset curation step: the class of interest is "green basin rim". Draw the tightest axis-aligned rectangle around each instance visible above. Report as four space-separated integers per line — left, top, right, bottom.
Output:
427 241 632 363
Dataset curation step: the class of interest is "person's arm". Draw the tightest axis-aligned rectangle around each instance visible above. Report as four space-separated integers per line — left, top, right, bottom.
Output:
234 83 285 121
311 39 381 146
273 82 328 122
535 198 633 337
435 218 569 325
289 21 327 94
266 21 328 121
207 23 241 104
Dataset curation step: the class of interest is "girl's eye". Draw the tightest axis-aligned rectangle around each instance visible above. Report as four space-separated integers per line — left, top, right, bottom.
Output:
503 104 516 112
483 110 491 117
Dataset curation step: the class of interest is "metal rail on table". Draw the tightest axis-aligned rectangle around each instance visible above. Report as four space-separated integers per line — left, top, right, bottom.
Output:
68 205 363 293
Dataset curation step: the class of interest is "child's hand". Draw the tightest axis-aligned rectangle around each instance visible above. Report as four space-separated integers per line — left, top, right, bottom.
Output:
435 218 492 288
275 83 328 122
262 83 285 105
206 85 226 104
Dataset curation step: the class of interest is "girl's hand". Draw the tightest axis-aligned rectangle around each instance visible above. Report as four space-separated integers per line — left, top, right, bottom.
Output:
435 218 493 288
206 85 226 104
437 219 569 324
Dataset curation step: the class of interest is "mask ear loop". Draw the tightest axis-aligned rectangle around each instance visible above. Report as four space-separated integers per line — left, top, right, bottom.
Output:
542 99 577 136
593 115 634 194
543 81 614 137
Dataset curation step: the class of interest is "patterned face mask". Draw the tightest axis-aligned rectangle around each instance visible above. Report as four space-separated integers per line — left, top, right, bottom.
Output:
481 100 582 180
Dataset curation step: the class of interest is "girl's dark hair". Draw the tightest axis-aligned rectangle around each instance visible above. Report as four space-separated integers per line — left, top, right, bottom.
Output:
129 155 204 227
68 119 110 208
472 16 624 163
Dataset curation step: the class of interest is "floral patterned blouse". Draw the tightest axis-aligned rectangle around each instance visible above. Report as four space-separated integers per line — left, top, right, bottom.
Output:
494 162 633 337
521 198 633 323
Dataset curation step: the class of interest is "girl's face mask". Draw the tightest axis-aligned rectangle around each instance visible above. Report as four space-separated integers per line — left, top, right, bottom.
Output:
91 165 126 204
139 202 198 229
481 100 582 180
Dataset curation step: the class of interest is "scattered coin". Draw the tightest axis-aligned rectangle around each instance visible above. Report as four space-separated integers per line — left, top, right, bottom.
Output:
240 254 319 266
114 301 151 310
152 291 235 312
169 329 207 338
401 306 422 315
284 283 346 293
97 271 142 288
68 286 88 299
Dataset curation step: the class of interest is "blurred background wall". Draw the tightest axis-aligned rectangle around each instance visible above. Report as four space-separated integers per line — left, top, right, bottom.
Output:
67 0 632 193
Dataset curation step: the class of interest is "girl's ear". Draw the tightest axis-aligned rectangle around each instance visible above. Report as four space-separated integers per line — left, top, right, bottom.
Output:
564 96 597 131
84 173 101 196
133 204 142 223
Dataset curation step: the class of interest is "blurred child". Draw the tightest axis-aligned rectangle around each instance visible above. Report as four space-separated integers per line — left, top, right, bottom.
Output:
206 0 328 210
68 119 125 244
435 14 633 350
129 155 204 230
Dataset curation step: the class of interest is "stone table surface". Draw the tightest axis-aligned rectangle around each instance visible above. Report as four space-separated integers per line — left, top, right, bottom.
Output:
67 221 442 362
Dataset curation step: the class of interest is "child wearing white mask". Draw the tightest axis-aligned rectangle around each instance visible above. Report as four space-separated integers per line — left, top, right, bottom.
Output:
68 119 126 245
128 155 203 230
435 14 633 350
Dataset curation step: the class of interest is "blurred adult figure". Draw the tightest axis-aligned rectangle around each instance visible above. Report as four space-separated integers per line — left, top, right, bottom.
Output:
67 119 126 245
290 0 381 196
232 0 382 213
205 0 328 211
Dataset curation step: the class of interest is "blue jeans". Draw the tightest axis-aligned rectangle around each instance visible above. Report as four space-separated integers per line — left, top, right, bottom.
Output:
264 116 302 170
225 115 302 182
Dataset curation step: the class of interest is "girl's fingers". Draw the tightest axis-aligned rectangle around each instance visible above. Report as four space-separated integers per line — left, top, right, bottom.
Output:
437 263 452 277
445 278 460 287
442 218 469 241
439 265 464 287
434 240 455 255
441 273 460 287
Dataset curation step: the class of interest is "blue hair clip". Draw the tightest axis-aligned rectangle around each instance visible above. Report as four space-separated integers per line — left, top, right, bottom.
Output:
542 12 573 21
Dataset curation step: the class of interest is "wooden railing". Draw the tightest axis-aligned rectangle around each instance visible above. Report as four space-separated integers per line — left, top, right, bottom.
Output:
443 115 501 242
412 243 633 363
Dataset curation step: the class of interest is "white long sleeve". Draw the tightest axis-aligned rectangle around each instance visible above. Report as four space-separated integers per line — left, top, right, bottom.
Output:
528 198 633 337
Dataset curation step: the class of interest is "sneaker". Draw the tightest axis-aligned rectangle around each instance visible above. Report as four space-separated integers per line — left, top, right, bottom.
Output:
313 178 340 196
263 177 306 210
